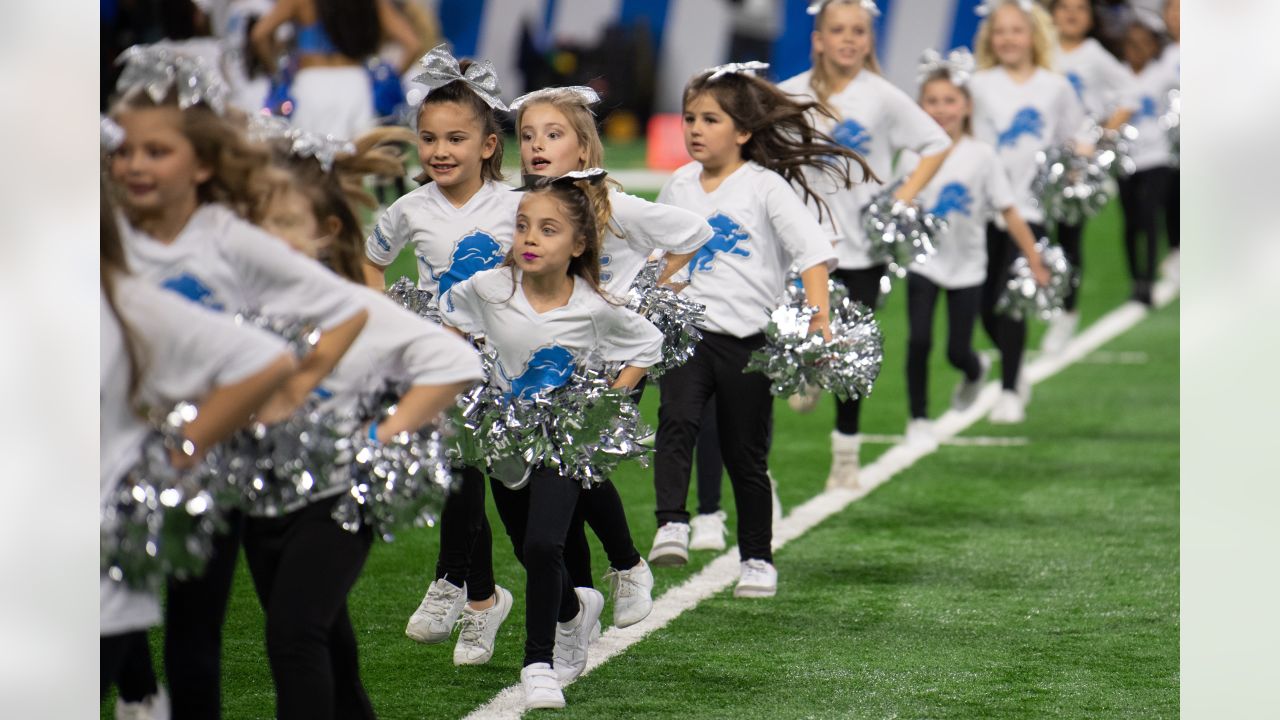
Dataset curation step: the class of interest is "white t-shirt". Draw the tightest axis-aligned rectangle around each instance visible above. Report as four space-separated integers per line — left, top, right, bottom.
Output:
901 136 1017 289
970 67 1086 224
121 203 365 330
777 69 952 269
440 267 663 398
599 188 713 297
1128 61 1174 173
365 179 522 298
1056 38 1141 122
101 275 288 636
658 161 838 338
1158 43 1180 90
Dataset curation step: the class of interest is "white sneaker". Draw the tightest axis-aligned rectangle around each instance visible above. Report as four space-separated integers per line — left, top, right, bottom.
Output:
553 587 605 683
951 354 992 412
786 385 822 414
1040 311 1079 355
589 620 601 644
1016 367 1033 405
733 559 778 598
647 522 690 566
115 688 169 720
989 390 1026 424
405 578 466 644
1160 249 1180 284
825 431 861 490
521 662 565 709
689 511 727 551
770 472 783 524
452 586 513 666
905 418 939 452
604 559 654 628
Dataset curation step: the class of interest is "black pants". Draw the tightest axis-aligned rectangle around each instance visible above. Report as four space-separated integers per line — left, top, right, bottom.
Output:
563 478 643 588
434 466 496 602
1055 221 1083 312
694 397 723 515
243 495 375 720
906 273 983 419
490 469 583 667
1119 166 1172 304
654 331 774 562
981 224 1043 391
832 265 887 435
101 631 158 702
164 510 244 720
1166 169 1180 250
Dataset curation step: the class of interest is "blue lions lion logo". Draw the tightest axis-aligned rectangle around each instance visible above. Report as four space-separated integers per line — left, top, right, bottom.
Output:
832 118 872 155
689 213 751 275
424 230 504 310
600 253 613 283
161 272 224 310
930 182 973 219
1134 95 1158 122
997 107 1044 148
501 345 576 399
1066 72 1085 101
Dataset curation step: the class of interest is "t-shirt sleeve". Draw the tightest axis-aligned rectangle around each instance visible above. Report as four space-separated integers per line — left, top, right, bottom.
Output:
984 149 1017 214
365 199 409 267
611 191 713 255
378 298 484 387
766 175 838 273
887 86 952 157
437 273 489 335
1100 51 1141 113
596 304 664 369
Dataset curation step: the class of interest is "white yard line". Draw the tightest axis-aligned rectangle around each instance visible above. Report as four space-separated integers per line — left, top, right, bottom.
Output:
859 434 1030 447
463 281 1178 720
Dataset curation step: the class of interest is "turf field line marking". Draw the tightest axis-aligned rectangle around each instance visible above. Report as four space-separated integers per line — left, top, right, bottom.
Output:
462 282 1178 720
1077 350 1150 365
859 434 1030 447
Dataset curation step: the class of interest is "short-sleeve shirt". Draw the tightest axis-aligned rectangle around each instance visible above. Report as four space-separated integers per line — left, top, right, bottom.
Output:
598 188 713 297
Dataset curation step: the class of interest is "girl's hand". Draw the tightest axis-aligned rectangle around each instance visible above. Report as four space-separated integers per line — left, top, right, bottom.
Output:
809 312 833 342
891 188 916 204
1030 258 1052 287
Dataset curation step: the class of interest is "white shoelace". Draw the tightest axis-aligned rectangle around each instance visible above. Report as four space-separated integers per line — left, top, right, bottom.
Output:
603 567 635 599
422 584 462 621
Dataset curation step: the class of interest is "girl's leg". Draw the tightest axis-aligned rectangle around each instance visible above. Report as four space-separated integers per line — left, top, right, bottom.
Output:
328 603 376 719
521 466 584 667
435 467 488 596
101 631 154 700
694 396 723 515
581 479 641 572
944 284 984 377
653 337 719 528
906 273 941 420
830 266 886 434
1164 169 1180 251
710 333 775 563
1056 221 1084 312
980 225 1028 392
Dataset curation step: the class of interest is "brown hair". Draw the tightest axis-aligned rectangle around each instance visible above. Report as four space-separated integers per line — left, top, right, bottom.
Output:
975 1 1058 71
101 175 146 402
514 90 619 243
501 177 616 303
414 59 504 185
683 71 877 223
919 71 973 135
809 0 884 113
257 127 415 283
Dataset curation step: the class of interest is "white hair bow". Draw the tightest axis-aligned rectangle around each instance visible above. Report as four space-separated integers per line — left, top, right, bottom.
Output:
702 61 770 82
509 86 601 113
246 113 356 173
975 0 1035 17
917 48 977 89
807 0 881 18
409 43 507 112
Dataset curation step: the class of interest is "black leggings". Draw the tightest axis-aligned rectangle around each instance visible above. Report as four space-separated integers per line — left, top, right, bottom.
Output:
694 398 724 515
1119 166 1172 302
654 331 774 562
243 495 375 720
906 274 984 419
490 469 583 667
101 631 158 702
981 223 1044 391
434 466 496 602
832 265 887 435
1055 220 1083 312
164 510 243 720
1165 169 1180 250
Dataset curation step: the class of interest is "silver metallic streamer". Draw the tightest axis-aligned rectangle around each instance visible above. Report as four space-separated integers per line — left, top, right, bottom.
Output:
1094 124 1139 178
115 43 230 115
1160 89 1180 167
862 181 948 278
231 309 322 360
1031 143 1118 226
624 260 705 378
331 427 455 542
385 276 443 324
410 43 508 112
246 114 356 173
994 239 1075 322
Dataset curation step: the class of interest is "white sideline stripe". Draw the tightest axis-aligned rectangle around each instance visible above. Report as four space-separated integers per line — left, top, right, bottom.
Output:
1077 350 1150 365
462 279 1179 720
860 434 1030 447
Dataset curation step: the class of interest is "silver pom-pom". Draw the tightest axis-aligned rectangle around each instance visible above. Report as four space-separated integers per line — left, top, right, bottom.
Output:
1095 124 1140 178
385 276 443 324
862 182 948 278
624 260 705 377
745 277 884 402
1160 89 1180 167
331 428 455 542
231 310 322 360
1031 143 1118 226
995 239 1075 321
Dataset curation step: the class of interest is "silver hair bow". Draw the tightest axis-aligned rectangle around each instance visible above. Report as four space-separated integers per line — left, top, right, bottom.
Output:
975 0 1034 17
917 48 976 89
509 85 601 113
807 0 881 18
247 114 356 173
703 60 770 82
115 44 230 116
101 116 126 152
410 43 508 112
515 167 608 192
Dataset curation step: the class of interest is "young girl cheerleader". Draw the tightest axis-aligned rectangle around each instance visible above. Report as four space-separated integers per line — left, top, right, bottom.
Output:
362 46 522 664
969 0 1085 423
513 84 715 627
250 0 422 138
649 63 872 594
1042 0 1141 352
109 46 371 719
1118 12 1174 306
1158 0 1180 280
777 0 952 489
250 126 484 718
439 170 664 709
903 54 1052 449
101 183 297 720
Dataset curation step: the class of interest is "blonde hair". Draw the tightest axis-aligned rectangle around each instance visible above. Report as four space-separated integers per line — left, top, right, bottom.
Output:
514 90 618 242
974 1 1059 71
809 0 884 112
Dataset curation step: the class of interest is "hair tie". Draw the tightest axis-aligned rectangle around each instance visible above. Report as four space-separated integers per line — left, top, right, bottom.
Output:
514 168 609 192
509 85 602 113
410 43 508 112
115 43 230 116
917 48 976 89
807 0 881 18
974 0 1034 17
701 60 770 82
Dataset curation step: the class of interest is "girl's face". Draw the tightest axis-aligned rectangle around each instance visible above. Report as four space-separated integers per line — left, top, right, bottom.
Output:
991 5 1035 69
813 3 874 75
682 92 751 171
519 103 587 177
513 193 585 279
416 101 497 193
920 79 970 138
1052 0 1092 42
1123 24 1160 70
259 185 328 258
1164 0 1179 42
109 107 211 217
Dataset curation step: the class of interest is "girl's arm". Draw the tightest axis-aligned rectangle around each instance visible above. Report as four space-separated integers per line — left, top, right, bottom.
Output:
373 381 474 441
363 261 388 290
249 0 297 73
1001 207 1051 287
377 0 426 74
173 354 298 469
256 309 370 423
1102 107 1134 131
893 149 951 203
657 251 697 285
799 263 833 341
612 365 648 391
